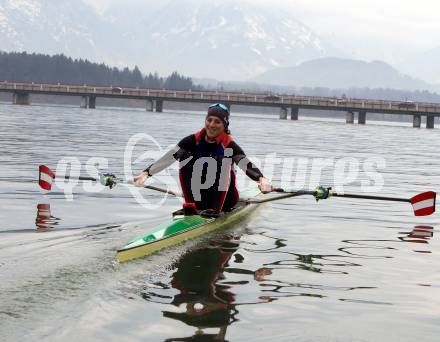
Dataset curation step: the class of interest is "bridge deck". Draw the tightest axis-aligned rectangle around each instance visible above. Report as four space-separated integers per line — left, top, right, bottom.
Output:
1 81 440 116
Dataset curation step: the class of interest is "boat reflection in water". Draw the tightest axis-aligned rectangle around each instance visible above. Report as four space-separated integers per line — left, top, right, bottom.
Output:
398 225 434 253
35 203 61 231
340 225 435 258
142 235 272 342
141 225 435 341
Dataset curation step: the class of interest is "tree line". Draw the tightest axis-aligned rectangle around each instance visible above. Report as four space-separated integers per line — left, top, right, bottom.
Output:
0 51 196 90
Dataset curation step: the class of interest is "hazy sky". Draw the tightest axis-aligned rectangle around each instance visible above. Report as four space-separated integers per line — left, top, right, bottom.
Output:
84 0 440 51
288 0 440 49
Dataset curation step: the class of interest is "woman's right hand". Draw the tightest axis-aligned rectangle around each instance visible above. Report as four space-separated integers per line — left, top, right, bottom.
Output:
133 171 149 186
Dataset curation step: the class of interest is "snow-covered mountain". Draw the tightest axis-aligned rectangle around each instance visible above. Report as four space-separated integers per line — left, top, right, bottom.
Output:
132 0 338 80
0 0 106 60
0 0 337 80
1 0 437 88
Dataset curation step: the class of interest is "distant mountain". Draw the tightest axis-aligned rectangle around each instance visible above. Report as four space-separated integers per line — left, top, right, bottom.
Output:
0 0 108 60
1 0 436 89
0 0 337 80
252 58 433 91
133 0 338 80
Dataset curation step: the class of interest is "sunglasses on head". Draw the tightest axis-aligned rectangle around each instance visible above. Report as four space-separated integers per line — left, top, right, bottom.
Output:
209 103 229 114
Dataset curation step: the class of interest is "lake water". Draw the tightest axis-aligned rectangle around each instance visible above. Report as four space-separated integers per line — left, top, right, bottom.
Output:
0 102 439 342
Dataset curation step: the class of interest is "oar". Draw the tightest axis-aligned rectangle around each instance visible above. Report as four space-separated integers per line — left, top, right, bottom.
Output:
139 184 180 197
38 164 180 197
245 186 436 217
243 190 314 204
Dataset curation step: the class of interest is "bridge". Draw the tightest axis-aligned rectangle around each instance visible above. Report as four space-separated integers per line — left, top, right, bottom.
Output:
1 81 439 128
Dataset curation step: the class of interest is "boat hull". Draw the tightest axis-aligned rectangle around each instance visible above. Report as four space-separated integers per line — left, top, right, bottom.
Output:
117 189 260 262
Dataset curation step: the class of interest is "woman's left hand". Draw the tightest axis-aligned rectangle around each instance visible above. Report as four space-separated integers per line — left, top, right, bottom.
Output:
258 177 273 194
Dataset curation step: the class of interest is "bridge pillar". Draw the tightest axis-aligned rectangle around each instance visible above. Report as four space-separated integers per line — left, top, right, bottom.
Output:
358 111 367 124
155 100 163 112
426 115 435 129
81 96 89 108
146 99 154 112
346 111 354 124
88 96 96 109
290 107 299 120
413 114 421 128
13 92 30 105
279 107 287 120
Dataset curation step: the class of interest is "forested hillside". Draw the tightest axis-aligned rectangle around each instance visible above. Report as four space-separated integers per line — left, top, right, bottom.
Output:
0 51 195 90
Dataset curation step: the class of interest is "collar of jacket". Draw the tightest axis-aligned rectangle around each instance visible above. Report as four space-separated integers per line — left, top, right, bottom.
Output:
194 128 233 148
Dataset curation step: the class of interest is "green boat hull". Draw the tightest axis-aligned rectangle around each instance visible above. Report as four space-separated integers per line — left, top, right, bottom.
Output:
117 189 260 262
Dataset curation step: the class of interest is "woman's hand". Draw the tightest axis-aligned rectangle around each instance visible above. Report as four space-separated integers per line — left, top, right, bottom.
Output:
133 171 149 186
258 177 273 194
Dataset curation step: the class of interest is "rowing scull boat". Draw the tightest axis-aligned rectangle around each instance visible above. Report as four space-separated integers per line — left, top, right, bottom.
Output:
116 188 261 262
37 164 436 262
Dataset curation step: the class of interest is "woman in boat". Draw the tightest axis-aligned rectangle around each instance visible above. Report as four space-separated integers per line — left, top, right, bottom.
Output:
133 103 272 215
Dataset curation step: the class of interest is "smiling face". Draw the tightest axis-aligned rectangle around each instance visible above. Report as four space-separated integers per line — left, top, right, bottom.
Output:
205 116 225 140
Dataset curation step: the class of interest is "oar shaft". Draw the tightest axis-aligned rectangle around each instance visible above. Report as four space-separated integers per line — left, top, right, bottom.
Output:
143 185 180 197
275 187 411 203
64 175 98 182
61 175 180 197
331 193 410 203
244 190 314 204
272 187 413 203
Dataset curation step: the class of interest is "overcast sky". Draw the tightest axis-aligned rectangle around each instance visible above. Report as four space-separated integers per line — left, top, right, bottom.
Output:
84 0 440 51
287 0 440 49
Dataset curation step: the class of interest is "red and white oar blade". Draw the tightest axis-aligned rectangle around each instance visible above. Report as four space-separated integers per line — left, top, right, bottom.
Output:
410 191 436 216
39 165 55 191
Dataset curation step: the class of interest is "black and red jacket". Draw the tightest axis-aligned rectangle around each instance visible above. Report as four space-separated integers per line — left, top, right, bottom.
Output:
144 129 264 211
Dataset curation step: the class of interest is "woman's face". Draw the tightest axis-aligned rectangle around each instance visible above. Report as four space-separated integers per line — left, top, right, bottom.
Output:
205 116 225 139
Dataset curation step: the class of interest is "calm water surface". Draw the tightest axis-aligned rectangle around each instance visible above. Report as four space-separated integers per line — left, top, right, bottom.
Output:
0 103 439 341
